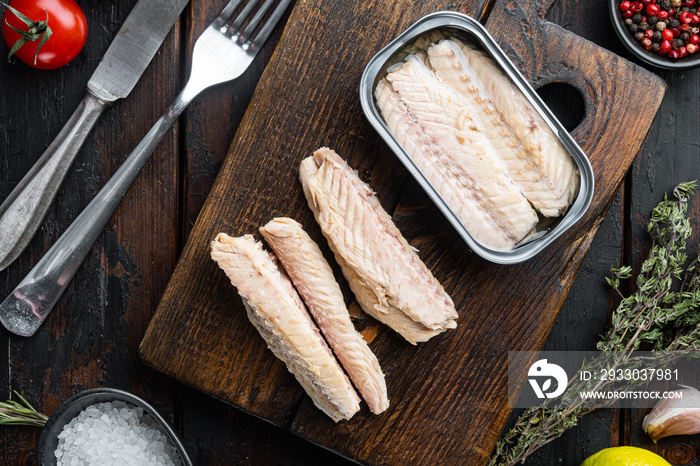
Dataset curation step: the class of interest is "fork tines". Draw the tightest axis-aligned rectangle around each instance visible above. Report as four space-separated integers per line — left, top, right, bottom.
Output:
214 0 293 50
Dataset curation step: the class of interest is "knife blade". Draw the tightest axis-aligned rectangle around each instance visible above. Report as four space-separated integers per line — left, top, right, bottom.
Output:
0 0 189 271
88 0 189 102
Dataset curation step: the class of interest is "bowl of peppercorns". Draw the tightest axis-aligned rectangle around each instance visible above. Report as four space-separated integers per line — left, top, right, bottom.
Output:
610 0 700 69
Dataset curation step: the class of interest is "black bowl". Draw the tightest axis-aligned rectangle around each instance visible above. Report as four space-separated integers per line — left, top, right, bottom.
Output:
37 388 193 466
609 0 700 70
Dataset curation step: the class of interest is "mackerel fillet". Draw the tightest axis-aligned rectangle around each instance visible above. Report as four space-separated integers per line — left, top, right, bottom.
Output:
380 55 538 248
260 217 389 414
454 40 579 214
211 233 360 422
427 39 574 217
299 147 458 344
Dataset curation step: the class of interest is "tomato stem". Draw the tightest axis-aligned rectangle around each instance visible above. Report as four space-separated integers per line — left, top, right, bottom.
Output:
1 2 52 64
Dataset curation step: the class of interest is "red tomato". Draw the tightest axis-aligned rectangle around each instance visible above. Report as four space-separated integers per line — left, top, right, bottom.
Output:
2 0 87 70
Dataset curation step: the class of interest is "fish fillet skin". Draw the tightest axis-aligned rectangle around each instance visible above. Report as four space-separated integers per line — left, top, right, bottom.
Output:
299 147 457 344
385 56 538 246
211 233 360 422
374 78 514 249
427 40 573 217
453 39 580 213
259 217 389 414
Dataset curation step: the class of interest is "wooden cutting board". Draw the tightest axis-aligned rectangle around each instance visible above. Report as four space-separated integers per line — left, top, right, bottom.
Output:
140 0 666 464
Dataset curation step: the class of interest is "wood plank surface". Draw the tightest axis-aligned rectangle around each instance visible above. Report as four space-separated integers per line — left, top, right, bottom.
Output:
3 0 696 464
138 0 669 465
516 2 700 464
0 0 182 463
509 2 631 464
621 56 700 466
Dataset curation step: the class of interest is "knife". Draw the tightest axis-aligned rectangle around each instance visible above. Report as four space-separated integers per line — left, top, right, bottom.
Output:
0 0 189 271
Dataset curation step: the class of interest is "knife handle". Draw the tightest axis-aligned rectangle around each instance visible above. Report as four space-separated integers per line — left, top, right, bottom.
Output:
0 91 109 271
0 87 195 337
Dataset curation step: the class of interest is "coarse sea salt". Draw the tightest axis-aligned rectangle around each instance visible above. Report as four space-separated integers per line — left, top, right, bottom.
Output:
54 400 182 466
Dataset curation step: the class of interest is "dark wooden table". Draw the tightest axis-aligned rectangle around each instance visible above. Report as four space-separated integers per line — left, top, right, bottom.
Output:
0 0 698 465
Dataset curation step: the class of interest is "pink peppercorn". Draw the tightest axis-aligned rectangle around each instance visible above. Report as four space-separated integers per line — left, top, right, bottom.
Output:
659 40 672 54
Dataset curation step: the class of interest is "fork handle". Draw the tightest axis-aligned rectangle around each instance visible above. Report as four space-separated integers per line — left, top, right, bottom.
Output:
0 91 110 272
0 89 195 337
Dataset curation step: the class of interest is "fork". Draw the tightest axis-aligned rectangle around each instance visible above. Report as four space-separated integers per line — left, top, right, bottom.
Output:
0 0 293 337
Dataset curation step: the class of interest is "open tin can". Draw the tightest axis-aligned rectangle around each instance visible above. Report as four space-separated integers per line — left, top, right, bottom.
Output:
359 11 594 264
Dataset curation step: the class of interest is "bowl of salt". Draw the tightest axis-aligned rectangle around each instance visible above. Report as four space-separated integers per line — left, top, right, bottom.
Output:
37 388 193 466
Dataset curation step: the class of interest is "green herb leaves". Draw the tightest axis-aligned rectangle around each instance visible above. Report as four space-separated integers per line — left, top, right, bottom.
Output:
0 390 47 427
601 181 698 353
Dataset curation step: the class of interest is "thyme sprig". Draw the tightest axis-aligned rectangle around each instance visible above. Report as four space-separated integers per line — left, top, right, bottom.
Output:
0 390 47 427
602 181 697 353
489 182 700 466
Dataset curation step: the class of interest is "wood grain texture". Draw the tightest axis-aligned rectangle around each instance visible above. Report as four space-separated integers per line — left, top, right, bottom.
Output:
139 0 667 465
0 0 182 463
2 0 695 465
511 1 630 464
621 66 700 466
181 1 289 241
143 0 481 425
177 3 302 465
519 1 700 464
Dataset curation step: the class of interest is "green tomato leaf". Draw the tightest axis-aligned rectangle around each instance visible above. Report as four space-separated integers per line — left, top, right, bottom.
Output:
6 35 27 61
1 2 37 29
1 3 52 64
34 27 51 64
